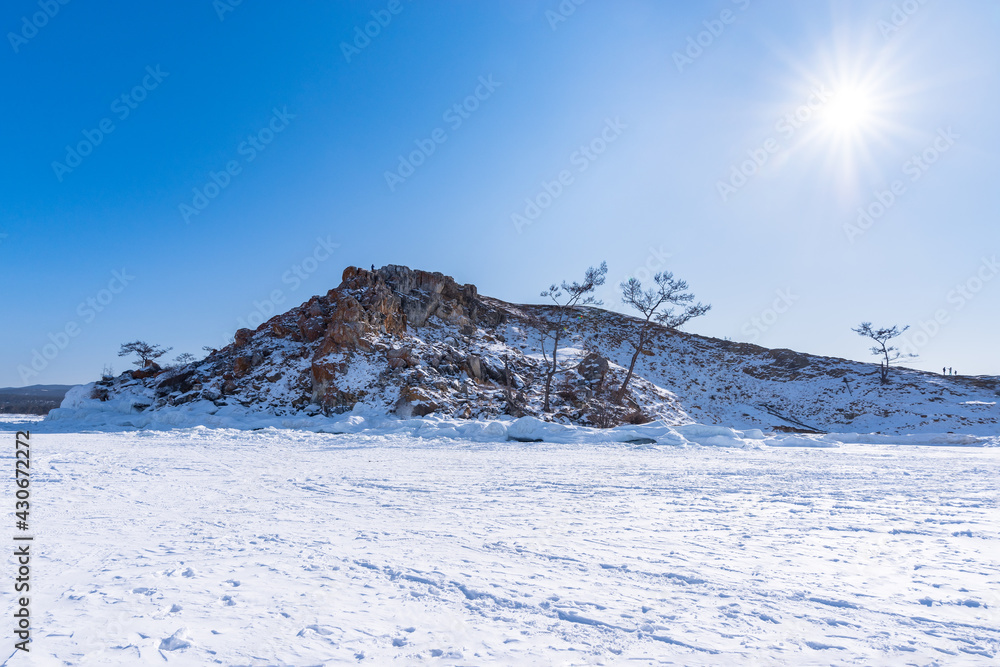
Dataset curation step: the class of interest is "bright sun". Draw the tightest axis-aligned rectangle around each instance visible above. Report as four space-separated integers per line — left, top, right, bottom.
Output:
822 87 875 133
776 27 915 194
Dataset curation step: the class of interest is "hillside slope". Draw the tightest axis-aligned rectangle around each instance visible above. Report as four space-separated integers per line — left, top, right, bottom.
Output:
0 384 75 415
52 265 1000 435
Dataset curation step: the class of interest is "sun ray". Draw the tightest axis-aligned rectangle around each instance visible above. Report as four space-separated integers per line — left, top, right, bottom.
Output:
762 10 938 201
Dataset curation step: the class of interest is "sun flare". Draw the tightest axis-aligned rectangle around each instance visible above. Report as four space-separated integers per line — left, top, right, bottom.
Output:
777 27 917 196
823 87 875 133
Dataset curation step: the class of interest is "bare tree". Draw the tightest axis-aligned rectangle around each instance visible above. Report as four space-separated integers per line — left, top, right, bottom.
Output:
172 352 196 366
501 353 526 418
852 322 914 384
118 341 172 368
615 272 710 403
539 262 607 413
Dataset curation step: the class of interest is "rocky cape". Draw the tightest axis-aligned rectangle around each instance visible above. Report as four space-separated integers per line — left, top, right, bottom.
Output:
55 265 1000 435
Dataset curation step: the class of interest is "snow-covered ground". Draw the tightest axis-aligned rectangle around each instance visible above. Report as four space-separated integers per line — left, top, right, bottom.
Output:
3 416 998 665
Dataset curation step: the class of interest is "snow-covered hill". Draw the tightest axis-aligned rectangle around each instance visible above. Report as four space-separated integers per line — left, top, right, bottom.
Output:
49 265 1000 435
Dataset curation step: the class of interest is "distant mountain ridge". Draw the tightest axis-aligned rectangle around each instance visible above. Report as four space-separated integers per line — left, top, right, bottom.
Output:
55 265 1000 434
1 384 75 415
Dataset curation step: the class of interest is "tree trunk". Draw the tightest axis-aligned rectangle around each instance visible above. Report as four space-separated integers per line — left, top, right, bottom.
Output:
614 346 642 404
503 354 522 417
542 323 563 413
615 327 649 404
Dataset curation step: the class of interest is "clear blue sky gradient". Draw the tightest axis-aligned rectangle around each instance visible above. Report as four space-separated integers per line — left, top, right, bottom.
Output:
2 0 999 386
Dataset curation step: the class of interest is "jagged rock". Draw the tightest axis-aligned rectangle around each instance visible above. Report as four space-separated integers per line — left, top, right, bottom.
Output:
157 369 197 396
323 389 363 414
309 359 363 412
132 361 163 380
268 320 293 338
386 347 415 369
341 265 503 330
309 362 336 401
234 328 253 348
297 298 328 342
481 358 503 383
579 353 609 384
172 391 200 405
233 357 252 378
466 355 482 380
336 271 407 336
396 386 443 417
321 317 366 353
299 316 325 342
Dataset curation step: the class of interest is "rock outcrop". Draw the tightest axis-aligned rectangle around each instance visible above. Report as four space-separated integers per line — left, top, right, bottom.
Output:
107 265 526 420
83 264 1000 434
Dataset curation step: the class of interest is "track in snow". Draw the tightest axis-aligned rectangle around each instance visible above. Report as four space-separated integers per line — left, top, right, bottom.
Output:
3 423 998 664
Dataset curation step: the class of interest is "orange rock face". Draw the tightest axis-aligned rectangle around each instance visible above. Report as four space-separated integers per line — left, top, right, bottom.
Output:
233 357 252 378
202 265 505 415
234 328 254 348
132 363 163 380
268 321 293 339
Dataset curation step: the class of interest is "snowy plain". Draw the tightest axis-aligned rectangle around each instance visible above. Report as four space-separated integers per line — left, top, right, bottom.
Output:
2 414 999 665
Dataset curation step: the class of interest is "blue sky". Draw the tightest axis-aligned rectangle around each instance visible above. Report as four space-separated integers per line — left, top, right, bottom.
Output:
2 0 999 386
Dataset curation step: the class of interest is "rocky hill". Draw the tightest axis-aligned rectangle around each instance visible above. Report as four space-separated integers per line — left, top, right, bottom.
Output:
63 265 1000 435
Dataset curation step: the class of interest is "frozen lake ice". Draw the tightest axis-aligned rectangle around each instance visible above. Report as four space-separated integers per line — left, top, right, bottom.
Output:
3 421 998 664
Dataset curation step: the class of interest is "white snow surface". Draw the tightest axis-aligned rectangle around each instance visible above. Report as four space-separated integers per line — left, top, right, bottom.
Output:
3 416 999 665
41 387 1000 449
